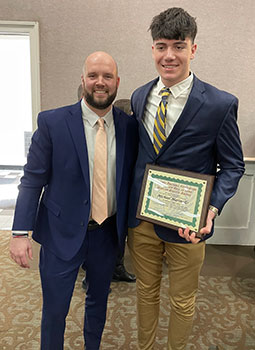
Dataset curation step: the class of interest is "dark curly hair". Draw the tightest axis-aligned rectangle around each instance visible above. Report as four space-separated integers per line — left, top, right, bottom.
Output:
149 7 197 43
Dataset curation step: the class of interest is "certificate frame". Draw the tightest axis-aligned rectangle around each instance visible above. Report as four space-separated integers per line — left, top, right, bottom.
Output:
136 164 215 238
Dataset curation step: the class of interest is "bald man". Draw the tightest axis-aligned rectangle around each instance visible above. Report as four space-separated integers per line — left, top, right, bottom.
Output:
10 51 138 350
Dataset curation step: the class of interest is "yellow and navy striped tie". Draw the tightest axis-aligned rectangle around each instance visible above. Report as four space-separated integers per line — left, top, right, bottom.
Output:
153 87 170 154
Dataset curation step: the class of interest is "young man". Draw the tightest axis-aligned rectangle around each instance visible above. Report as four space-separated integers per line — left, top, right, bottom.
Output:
128 8 244 350
10 51 138 350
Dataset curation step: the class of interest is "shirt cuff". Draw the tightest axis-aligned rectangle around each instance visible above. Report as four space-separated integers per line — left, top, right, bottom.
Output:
12 231 29 238
12 230 29 234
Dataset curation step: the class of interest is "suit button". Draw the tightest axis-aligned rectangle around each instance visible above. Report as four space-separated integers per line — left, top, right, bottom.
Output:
83 200 88 205
80 221 84 226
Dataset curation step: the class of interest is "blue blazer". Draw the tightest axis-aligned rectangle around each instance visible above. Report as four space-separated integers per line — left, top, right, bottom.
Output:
128 75 245 243
12 102 138 260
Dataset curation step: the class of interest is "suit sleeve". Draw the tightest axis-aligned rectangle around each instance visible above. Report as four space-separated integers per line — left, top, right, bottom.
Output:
12 113 52 230
210 97 245 213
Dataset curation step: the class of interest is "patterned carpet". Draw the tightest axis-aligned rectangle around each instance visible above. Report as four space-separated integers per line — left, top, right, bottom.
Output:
1 230 255 350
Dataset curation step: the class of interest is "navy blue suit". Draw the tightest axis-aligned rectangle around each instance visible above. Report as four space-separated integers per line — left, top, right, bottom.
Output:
12 102 138 349
128 75 245 241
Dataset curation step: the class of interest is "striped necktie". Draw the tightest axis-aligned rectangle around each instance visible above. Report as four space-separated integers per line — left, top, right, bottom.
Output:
153 87 170 154
91 118 108 224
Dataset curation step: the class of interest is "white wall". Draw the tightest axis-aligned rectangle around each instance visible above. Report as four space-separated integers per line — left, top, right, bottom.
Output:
210 159 255 245
0 0 254 156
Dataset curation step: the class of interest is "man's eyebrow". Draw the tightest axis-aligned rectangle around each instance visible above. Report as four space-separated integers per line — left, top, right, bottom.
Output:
154 40 187 46
155 42 167 46
174 41 187 45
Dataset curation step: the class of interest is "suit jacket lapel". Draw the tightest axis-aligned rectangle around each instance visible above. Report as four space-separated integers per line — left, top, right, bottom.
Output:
65 102 90 194
159 76 206 154
65 104 130 200
113 107 125 195
136 78 159 157
136 78 159 122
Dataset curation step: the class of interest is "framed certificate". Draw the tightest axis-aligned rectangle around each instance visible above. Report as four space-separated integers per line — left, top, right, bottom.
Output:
136 164 215 238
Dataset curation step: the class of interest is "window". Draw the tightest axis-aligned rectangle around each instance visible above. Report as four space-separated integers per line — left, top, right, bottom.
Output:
0 21 40 167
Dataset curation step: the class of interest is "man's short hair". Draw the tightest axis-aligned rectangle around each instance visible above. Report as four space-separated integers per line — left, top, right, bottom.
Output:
149 7 197 43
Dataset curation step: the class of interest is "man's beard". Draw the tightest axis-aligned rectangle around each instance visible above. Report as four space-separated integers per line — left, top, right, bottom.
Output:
84 88 117 110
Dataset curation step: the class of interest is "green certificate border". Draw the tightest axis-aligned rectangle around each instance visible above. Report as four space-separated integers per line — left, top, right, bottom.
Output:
137 165 215 235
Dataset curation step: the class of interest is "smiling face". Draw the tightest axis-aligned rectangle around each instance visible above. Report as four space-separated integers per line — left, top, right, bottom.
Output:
152 38 197 87
81 52 120 116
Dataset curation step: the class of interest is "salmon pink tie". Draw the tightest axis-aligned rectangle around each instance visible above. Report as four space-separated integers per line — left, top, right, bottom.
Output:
91 118 108 224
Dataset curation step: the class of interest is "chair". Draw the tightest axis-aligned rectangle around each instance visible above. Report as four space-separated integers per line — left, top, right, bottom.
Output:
113 99 131 115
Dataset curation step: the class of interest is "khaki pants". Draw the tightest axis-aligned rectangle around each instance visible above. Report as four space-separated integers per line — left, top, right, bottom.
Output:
128 221 205 350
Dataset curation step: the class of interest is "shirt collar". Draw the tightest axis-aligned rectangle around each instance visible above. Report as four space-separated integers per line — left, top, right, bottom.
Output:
156 72 194 99
81 98 113 128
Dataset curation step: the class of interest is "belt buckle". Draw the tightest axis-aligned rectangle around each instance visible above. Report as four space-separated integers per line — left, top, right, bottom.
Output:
88 220 100 231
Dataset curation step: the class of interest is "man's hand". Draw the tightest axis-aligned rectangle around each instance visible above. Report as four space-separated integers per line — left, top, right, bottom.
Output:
178 208 216 244
10 237 33 268
178 227 201 244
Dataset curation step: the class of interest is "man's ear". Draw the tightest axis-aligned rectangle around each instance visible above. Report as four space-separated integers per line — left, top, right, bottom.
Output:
151 44 155 59
116 76 120 88
190 43 197 60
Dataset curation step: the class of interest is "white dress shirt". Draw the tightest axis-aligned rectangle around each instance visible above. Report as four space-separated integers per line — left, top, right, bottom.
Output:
143 73 194 143
81 99 116 217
